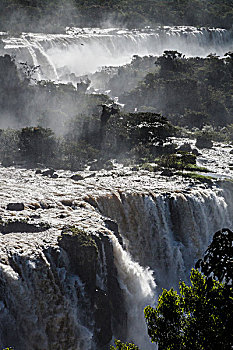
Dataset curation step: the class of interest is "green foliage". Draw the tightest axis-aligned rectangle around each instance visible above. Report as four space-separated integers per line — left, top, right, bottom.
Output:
176 172 213 183
158 152 199 171
1 0 233 30
111 229 233 350
144 228 233 350
145 269 232 350
196 228 233 286
121 52 233 129
60 226 98 251
19 126 56 164
110 339 140 350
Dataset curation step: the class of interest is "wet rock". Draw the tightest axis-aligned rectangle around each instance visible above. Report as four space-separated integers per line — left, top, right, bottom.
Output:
60 199 73 207
28 202 41 210
177 142 192 152
192 148 201 156
70 174 84 181
59 228 98 293
104 219 123 246
0 219 50 234
161 169 174 177
42 169 55 177
7 202 24 211
98 235 127 341
40 200 52 209
85 173 96 178
94 288 112 347
195 136 213 149
90 161 103 171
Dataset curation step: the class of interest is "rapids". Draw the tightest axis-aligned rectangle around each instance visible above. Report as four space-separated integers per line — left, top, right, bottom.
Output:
0 140 233 348
0 26 232 82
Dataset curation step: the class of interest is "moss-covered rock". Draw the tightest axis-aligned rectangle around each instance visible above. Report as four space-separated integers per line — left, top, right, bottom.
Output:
58 227 98 293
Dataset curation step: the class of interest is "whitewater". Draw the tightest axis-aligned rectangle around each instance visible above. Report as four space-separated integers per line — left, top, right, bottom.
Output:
0 26 232 82
0 25 233 349
0 139 233 349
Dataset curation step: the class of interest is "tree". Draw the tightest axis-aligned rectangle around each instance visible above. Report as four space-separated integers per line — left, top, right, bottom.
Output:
111 229 233 350
145 269 232 350
195 228 233 285
144 228 233 350
110 340 139 350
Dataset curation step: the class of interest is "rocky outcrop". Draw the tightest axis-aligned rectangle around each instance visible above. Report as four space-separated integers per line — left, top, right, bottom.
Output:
58 228 127 348
6 202 24 211
195 136 213 149
0 219 49 234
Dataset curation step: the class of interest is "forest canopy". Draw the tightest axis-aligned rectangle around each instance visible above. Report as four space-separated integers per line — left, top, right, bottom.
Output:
0 0 233 32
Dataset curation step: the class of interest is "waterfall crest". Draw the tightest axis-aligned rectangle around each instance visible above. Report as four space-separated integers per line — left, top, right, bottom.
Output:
1 26 232 81
96 182 233 290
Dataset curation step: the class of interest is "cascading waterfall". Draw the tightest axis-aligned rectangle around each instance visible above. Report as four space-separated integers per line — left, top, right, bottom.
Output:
0 161 233 348
96 181 233 291
0 26 232 81
110 235 156 349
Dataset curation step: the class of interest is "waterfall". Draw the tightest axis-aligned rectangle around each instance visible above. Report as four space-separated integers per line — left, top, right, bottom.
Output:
1 26 232 81
110 235 156 349
0 163 233 349
96 182 233 291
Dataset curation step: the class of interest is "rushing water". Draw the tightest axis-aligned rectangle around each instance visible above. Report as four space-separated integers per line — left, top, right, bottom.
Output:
0 24 233 348
1 26 232 81
0 139 233 348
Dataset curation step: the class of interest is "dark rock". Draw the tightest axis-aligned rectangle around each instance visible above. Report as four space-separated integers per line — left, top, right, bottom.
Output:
60 199 73 207
40 200 51 209
7 203 24 211
104 160 114 170
90 161 103 171
58 229 127 346
35 169 42 174
230 149 233 154
59 228 98 293
42 169 55 177
104 219 123 246
99 235 127 341
161 169 174 177
85 173 96 178
177 142 192 152
0 220 49 234
70 174 84 181
84 196 99 210
94 288 112 346
192 148 201 156
51 173 58 179
195 136 213 149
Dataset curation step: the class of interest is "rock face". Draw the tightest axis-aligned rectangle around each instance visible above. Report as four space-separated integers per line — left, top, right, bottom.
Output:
0 228 127 350
57 228 127 348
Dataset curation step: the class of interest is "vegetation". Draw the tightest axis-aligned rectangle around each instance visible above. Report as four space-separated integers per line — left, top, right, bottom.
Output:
59 226 98 250
119 51 233 130
0 0 233 31
111 228 233 350
0 53 232 173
